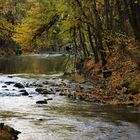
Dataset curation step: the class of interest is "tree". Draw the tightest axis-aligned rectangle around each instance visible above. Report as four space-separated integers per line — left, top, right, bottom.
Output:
2 0 138 66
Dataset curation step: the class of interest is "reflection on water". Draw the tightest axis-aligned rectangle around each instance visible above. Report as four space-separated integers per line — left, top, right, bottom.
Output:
0 54 69 74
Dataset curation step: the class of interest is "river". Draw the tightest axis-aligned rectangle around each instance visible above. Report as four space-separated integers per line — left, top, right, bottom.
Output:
0 54 140 140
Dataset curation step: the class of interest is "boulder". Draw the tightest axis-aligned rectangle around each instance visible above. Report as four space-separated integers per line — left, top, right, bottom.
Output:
7 76 13 78
2 85 7 88
0 123 21 140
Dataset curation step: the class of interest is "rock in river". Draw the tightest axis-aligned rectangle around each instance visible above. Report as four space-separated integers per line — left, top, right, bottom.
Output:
36 99 48 104
47 98 53 101
5 81 15 85
2 85 7 88
14 83 24 88
19 90 29 96
35 88 54 95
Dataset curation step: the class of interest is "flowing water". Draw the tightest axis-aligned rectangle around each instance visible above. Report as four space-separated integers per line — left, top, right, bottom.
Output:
0 54 140 140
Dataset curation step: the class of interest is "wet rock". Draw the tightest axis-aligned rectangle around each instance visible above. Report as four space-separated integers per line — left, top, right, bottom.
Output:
35 88 43 93
28 95 33 97
0 123 21 140
38 84 43 87
22 92 29 96
4 89 9 91
30 83 43 87
14 83 24 88
2 85 7 88
79 85 85 90
47 98 53 101
19 90 29 96
38 118 44 121
35 88 54 95
36 99 48 104
25 83 30 87
59 92 65 96
55 88 60 92
5 81 15 85
8 76 13 78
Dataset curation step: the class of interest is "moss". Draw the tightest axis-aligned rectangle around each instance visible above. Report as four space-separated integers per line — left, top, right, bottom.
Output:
128 76 140 92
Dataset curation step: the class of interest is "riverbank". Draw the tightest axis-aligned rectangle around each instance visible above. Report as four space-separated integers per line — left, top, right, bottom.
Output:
0 46 22 57
69 41 140 106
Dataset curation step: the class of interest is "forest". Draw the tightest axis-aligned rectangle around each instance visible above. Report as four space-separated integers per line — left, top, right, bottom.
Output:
0 0 140 140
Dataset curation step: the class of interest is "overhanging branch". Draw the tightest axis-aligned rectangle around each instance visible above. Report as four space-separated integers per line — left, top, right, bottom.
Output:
32 14 59 40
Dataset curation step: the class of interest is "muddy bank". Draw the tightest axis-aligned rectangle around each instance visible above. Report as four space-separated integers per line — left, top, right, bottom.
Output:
0 123 20 140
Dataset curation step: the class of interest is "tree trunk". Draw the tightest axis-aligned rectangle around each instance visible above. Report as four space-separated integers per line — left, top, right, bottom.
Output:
92 0 107 66
124 0 140 42
104 0 110 29
87 24 99 63
78 27 89 58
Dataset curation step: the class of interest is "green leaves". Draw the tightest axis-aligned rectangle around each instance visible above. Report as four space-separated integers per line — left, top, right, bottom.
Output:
12 0 74 50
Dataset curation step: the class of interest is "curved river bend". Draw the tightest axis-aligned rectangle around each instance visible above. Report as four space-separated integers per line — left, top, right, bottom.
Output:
0 54 139 140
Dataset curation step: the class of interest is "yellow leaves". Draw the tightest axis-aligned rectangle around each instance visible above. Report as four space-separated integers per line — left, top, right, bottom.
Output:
56 0 68 13
0 18 14 38
12 0 80 49
12 17 36 48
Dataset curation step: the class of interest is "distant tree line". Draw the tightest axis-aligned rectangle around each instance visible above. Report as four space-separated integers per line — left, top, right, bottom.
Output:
0 0 140 65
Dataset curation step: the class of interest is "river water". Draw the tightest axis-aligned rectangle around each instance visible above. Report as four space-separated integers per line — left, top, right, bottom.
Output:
0 54 140 140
